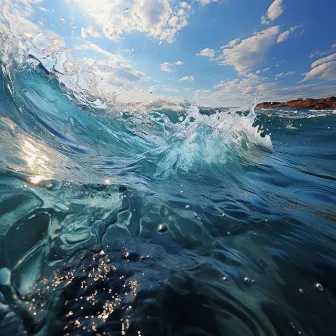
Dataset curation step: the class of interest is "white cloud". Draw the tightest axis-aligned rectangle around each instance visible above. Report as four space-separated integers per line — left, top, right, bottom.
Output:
180 76 195 81
256 68 270 74
218 26 280 75
277 26 300 43
74 0 192 44
331 44 336 49
309 51 329 59
75 41 112 57
81 25 101 39
197 48 216 58
221 38 241 49
193 74 278 106
302 53 336 81
161 62 174 72
228 38 240 47
180 2 191 9
168 16 179 27
276 71 295 77
198 0 220 6
311 53 336 68
212 74 273 93
82 56 150 88
261 0 284 25
160 61 184 72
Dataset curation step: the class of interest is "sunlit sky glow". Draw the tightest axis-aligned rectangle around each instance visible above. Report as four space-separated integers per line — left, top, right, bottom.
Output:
3 0 336 107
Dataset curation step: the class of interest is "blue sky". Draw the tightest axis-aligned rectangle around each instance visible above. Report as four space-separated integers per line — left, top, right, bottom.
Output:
2 0 336 106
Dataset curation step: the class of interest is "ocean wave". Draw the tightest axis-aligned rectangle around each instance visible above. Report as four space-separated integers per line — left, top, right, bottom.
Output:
1 2 336 335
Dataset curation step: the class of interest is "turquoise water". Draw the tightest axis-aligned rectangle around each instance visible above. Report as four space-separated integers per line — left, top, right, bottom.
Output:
0 59 336 335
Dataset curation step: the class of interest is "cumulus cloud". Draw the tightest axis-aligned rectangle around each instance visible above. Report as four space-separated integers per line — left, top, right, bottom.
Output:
197 48 216 58
192 74 278 106
161 62 174 72
74 0 192 44
221 38 241 49
218 26 280 75
261 0 284 25
213 75 275 94
277 26 301 43
302 53 336 81
82 56 150 88
180 2 192 9
160 61 184 72
180 76 195 81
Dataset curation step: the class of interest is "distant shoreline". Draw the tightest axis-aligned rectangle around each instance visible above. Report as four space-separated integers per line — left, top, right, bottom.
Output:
256 97 336 110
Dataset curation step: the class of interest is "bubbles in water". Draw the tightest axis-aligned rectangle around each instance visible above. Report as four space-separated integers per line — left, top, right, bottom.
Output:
123 8 129 14
157 224 168 233
315 283 324 292
299 288 304 294
60 17 65 23
244 277 250 284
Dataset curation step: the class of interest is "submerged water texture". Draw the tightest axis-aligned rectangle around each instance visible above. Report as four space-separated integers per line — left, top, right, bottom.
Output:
0 60 336 336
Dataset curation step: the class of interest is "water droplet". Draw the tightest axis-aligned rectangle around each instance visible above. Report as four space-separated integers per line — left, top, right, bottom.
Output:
244 277 250 284
185 205 190 209
60 17 65 23
222 277 227 281
157 224 168 233
298 288 304 294
180 190 183 194
123 8 129 14
315 282 324 292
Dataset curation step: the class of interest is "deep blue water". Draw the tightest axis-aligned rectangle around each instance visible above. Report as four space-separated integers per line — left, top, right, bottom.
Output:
0 60 335 336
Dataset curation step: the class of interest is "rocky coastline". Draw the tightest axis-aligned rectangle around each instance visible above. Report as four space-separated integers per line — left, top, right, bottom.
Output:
256 97 336 110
